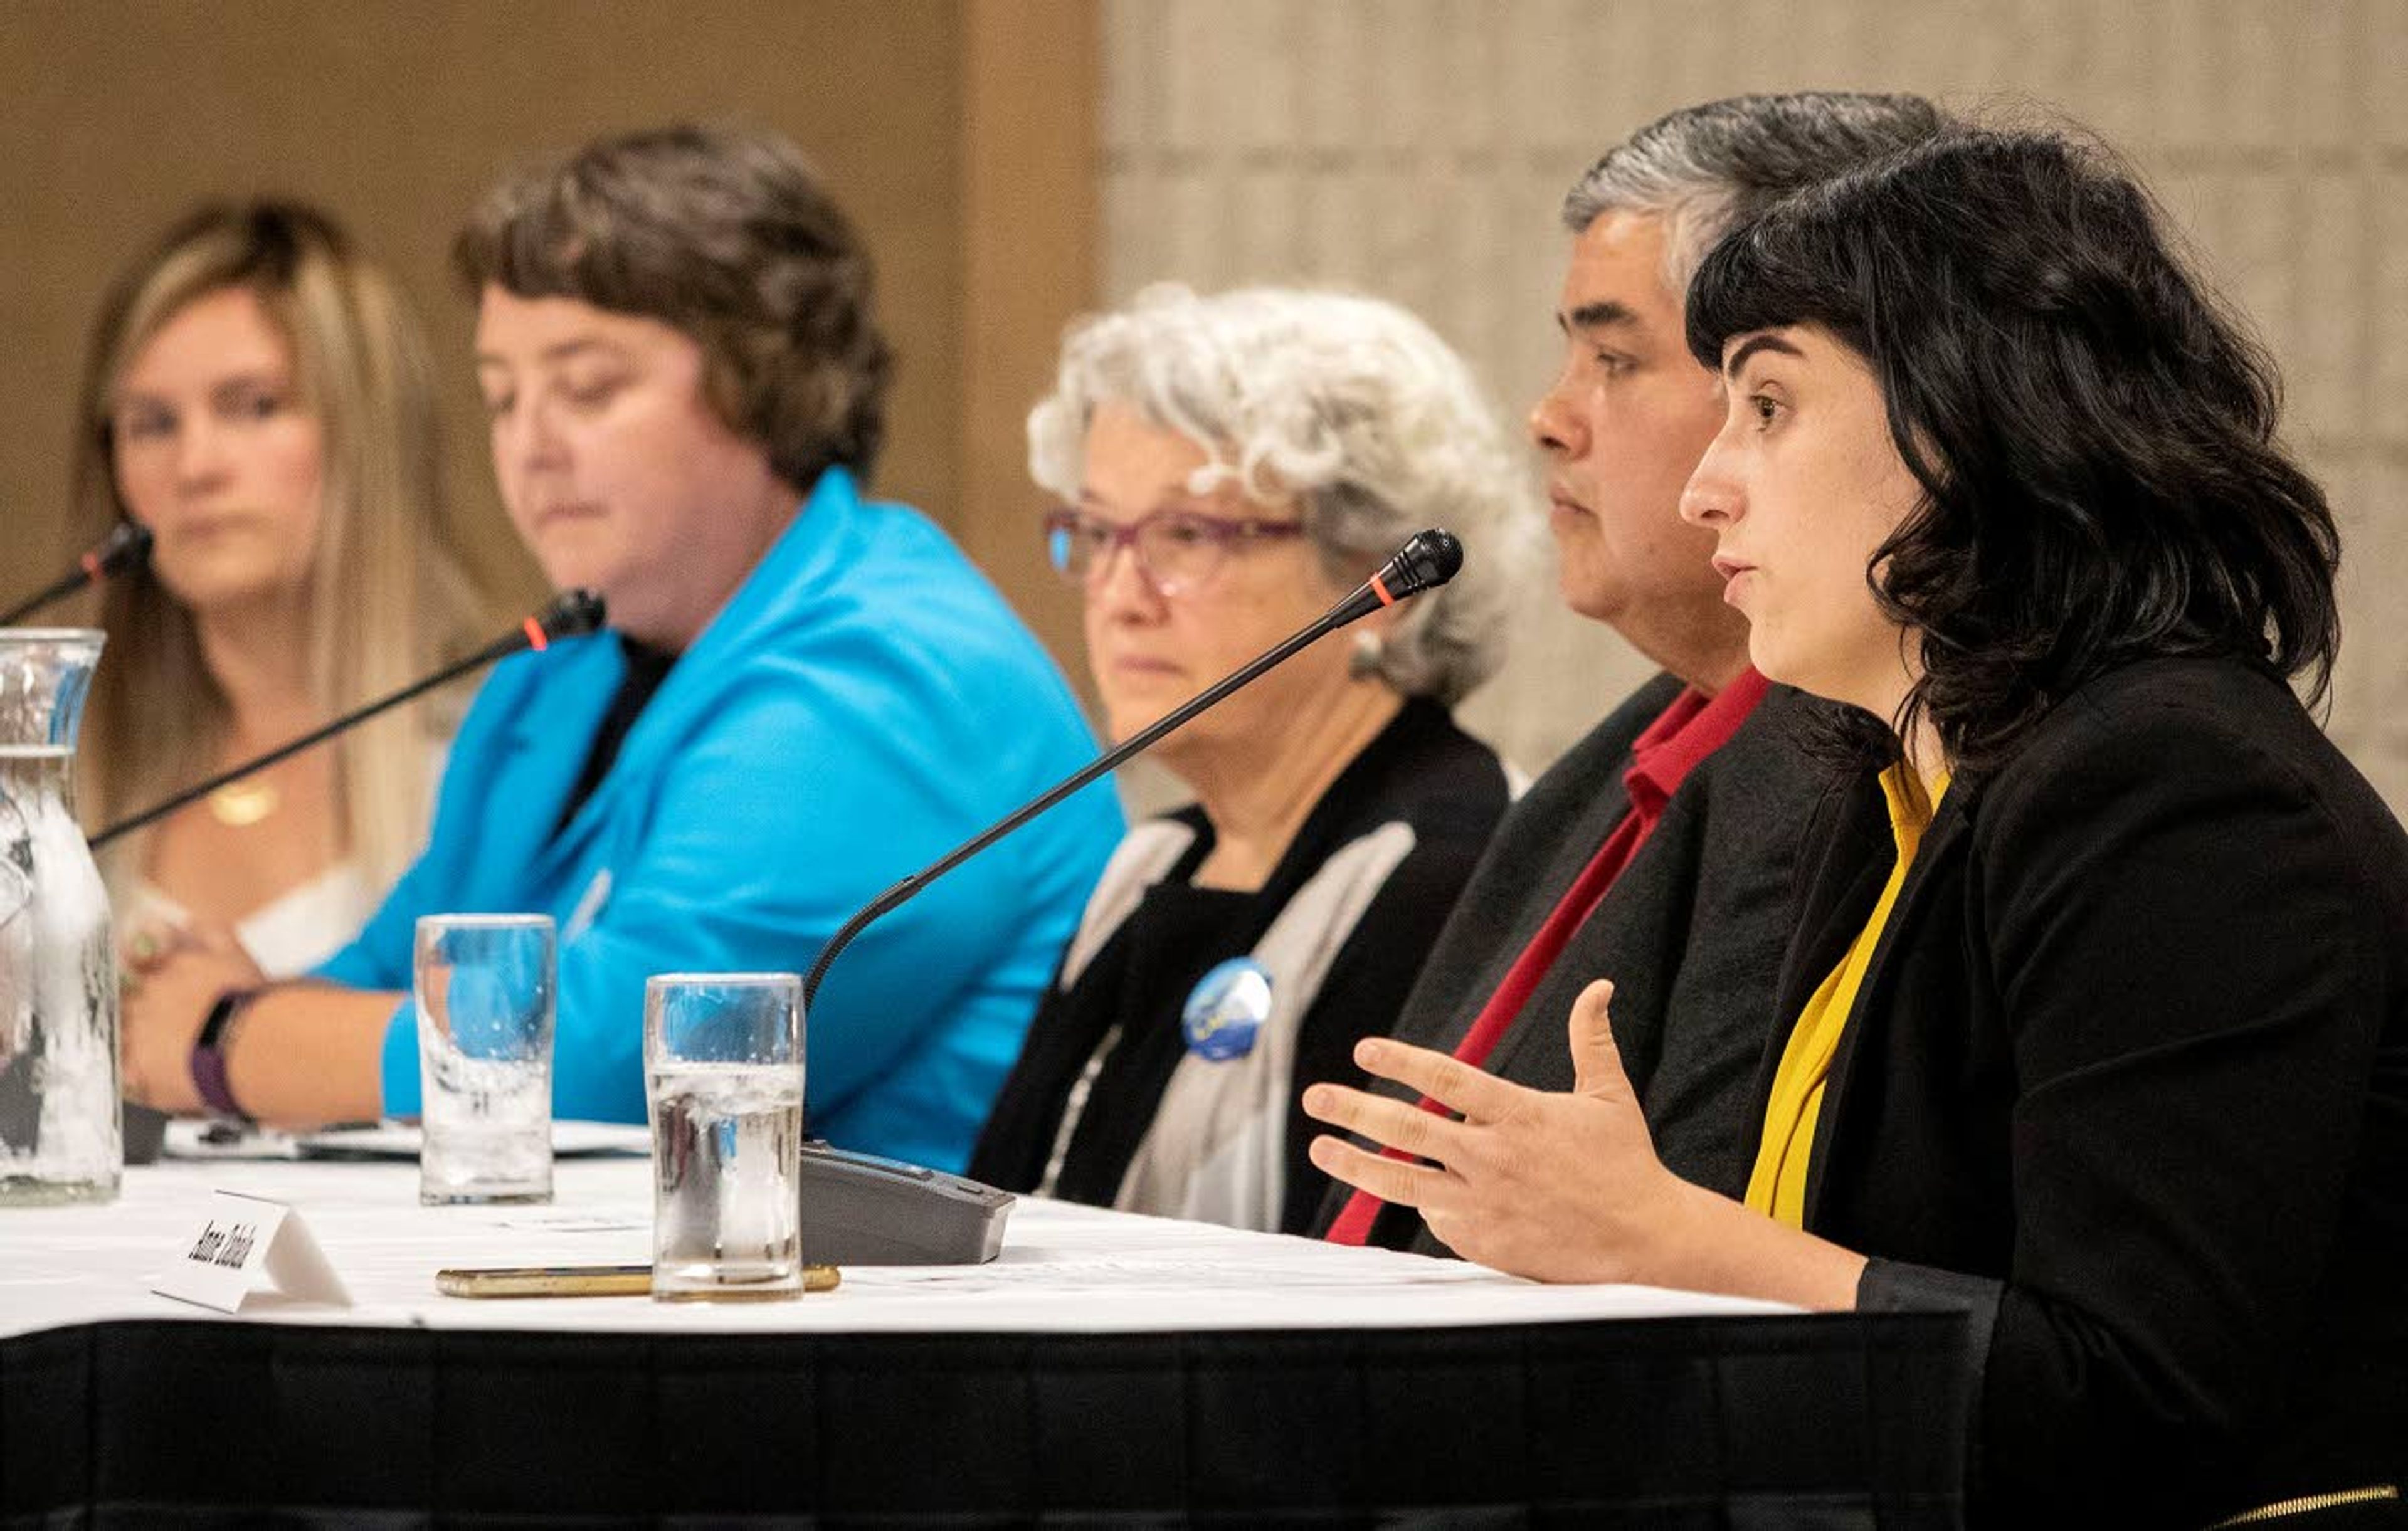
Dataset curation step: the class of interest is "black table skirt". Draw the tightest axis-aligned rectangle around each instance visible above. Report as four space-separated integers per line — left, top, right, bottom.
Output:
3 1311 1967 1527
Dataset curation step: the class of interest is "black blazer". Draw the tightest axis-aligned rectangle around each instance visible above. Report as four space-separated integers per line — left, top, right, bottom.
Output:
1782 657 2408 1527
1314 675 1846 1249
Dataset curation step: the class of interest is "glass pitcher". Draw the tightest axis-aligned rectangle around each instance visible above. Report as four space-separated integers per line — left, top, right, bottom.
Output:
0 629 118 1204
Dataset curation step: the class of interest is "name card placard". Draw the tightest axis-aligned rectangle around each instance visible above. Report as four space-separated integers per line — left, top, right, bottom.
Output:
154 1190 352 1313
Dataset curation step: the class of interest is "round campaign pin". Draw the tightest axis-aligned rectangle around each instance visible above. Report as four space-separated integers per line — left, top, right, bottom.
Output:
1181 957 1272 1061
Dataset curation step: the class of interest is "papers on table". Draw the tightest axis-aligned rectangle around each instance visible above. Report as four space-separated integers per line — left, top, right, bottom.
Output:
162 1118 652 1162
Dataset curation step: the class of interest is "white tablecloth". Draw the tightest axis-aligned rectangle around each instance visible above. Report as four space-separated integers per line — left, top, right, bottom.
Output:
1 1155 1789 1337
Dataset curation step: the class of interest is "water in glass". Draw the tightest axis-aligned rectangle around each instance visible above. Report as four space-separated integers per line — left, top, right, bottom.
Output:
415 913 554 1205
420 1050 552 1202
648 1061 804 1299
0 631 118 1206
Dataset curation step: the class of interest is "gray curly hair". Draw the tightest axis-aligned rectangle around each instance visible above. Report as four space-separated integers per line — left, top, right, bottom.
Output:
1028 283 1531 705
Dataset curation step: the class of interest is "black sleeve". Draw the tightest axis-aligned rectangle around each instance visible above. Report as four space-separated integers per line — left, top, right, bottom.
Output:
1856 1258 2006 1492
1964 698 2394 1515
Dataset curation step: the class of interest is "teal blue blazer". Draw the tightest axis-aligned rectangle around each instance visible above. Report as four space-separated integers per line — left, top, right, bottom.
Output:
319 468 1121 1170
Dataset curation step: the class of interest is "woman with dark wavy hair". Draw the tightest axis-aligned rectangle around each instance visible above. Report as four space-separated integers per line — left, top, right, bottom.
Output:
1302 127 2406 1526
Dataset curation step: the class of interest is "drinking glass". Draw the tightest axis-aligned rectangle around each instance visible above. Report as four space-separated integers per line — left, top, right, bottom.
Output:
415 914 555 1205
645 972 804 1300
0 631 118 1205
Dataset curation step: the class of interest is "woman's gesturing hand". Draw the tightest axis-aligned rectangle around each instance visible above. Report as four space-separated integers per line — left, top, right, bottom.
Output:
1302 981 1699 1284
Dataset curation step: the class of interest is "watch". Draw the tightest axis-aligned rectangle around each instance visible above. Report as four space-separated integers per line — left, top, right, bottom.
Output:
190 986 265 1122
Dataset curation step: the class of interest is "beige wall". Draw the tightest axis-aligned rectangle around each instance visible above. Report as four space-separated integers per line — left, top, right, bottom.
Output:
1099 0 2408 813
12 2 2402 814
0 0 1098 668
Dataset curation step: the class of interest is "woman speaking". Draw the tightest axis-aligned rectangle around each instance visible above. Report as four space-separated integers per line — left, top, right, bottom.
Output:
1304 129 2407 1525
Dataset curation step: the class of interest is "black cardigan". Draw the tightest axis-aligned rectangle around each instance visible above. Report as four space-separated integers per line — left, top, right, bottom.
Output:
1783 656 2408 1526
973 699 1509 1234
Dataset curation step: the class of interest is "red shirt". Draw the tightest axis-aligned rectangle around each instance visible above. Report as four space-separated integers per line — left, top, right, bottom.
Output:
1324 668 1770 1245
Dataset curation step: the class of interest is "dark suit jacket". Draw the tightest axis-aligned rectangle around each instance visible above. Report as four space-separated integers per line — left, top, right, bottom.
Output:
1785 656 2408 1527
1313 673 1843 1251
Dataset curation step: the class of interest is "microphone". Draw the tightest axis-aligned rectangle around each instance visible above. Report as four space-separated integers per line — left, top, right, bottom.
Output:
800 528 1465 1009
1 522 153 625
1324 527 1464 627
90 589 606 849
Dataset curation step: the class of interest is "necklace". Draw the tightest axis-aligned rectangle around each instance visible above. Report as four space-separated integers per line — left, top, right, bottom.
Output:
206 778 281 828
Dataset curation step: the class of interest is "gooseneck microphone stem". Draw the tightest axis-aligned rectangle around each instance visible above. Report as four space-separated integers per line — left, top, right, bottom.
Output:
800 528 1464 1011
1 571 92 628
90 590 605 850
801 602 1341 1010
90 651 497 850
2 523 153 625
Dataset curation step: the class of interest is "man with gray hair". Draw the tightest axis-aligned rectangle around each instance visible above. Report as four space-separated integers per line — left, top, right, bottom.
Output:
1319 92 1944 1251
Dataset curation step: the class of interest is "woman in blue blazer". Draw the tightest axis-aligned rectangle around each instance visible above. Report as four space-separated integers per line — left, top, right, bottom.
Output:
119 126 1120 1171
1304 128 2406 1525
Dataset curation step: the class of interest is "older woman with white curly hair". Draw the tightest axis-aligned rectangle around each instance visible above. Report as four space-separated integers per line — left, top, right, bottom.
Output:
969 283 1532 1234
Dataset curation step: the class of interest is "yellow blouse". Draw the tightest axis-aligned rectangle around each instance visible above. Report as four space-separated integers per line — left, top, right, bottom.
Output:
1744 761 1948 1228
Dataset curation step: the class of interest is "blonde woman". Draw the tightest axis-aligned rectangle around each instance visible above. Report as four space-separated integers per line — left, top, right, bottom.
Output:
68 201 487 975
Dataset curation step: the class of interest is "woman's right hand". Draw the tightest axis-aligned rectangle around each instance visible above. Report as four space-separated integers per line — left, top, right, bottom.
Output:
1304 980 1870 1308
1302 981 1698 1283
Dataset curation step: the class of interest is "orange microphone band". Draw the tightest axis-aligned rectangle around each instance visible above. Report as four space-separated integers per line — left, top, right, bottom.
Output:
523 616 549 652
1370 572 1397 607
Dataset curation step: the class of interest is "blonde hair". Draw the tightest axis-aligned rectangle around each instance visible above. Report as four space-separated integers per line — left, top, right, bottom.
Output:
67 201 487 892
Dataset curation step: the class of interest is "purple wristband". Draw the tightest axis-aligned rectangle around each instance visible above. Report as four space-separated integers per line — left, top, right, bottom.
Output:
189 987 261 1121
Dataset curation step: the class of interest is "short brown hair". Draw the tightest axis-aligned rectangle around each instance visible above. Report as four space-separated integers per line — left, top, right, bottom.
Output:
453 123 891 490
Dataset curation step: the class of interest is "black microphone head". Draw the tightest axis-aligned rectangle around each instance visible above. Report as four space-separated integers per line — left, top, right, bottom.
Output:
92 520 152 578
537 589 608 641
1379 528 1464 599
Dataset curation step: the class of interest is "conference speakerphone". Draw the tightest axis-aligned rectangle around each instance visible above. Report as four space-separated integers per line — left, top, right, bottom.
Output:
799 1139 1013 1265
